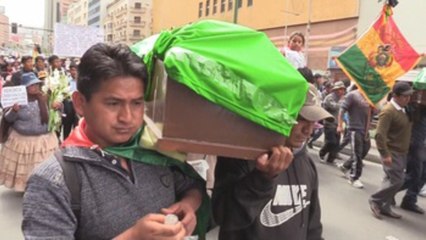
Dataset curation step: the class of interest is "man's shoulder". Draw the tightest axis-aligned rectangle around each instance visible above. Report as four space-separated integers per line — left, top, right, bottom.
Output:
378 103 397 119
382 103 396 113
30 154 65 187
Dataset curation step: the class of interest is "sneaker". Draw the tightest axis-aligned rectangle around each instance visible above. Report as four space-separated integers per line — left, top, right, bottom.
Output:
349 179 364 188
318 152 325 160
419 186 426 197
337 163 350 179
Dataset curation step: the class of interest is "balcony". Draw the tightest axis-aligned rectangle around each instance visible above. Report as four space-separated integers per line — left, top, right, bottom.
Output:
129 6 146 14
128 20 146 28
114 7 127 17
114 21 127 31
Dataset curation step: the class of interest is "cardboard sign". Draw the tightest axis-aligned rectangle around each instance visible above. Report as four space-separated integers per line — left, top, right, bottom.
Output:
1 86 28 108
54 23 104 57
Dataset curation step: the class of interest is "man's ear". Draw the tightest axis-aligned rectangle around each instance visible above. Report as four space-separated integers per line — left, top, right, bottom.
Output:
72 91 85 117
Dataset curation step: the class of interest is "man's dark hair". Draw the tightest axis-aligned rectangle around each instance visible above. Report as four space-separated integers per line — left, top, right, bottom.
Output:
69 62 78 70
313 73 322 79
48 55 59 65
21 55 32 64
297 67 314 84
77 43 147 101
34 44 42 54
35 56 44 63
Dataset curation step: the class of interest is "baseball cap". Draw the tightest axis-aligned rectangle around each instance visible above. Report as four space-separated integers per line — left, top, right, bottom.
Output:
392 81 413 96
331 81 346 91
21 72 42 87
299 84 334 122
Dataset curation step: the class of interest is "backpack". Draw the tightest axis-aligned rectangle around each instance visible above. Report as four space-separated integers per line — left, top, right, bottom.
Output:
54 151 81 221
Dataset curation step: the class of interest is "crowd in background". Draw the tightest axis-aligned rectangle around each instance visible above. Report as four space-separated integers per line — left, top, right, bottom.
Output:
0 52 78 192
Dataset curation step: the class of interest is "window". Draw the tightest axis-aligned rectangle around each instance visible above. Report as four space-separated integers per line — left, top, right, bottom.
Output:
198 2 203 17
88 16 100 25
228 0 233 11
213 0 217 14
135 2 141 9
238 0 242 8
134 16 141 23
247 0 253 6
133 29 140 36
206 0 210 16
220 0 225 12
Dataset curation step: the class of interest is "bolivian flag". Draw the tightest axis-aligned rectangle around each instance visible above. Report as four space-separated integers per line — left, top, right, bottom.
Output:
335 5 422 105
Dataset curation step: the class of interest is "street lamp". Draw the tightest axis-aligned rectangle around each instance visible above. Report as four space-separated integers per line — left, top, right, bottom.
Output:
305 0 312 65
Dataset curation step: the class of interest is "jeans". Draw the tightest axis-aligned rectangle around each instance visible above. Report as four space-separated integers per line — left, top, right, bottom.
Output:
319 127 341 163
401 144 426 204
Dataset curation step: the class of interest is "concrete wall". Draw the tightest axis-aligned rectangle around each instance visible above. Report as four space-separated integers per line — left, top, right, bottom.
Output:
152 0 359 33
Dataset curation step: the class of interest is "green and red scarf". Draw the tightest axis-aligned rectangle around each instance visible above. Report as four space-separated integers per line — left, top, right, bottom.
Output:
62 119 211 239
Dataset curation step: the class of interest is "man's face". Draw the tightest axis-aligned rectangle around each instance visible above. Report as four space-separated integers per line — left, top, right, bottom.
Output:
394 94 411 108
23 59 33 71
69 67 77 79
335 88 345 97
52 58 61 69
287 116 315 148
36 59 45 69
73 76 145 148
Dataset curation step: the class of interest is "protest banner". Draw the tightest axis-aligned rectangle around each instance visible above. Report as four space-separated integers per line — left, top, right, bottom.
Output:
1 86 28 108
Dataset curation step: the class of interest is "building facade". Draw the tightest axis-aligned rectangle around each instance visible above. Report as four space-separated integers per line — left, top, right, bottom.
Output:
88 0 101 27
104 0 152 45
67 0 88 26
88 0 112 28
152 0 359 71
0 7 9 47
60 0 78 23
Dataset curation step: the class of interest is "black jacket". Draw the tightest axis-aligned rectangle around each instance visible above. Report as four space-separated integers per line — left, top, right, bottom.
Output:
212 145 323 240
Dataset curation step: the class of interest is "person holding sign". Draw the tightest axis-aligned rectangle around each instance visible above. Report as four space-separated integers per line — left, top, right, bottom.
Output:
0 72 60 192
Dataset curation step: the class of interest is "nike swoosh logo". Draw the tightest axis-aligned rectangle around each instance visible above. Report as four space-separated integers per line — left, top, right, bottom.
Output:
260 200 311 227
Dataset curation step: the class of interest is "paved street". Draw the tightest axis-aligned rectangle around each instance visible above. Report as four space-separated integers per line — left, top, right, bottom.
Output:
1 147 426 239
313 149 426 240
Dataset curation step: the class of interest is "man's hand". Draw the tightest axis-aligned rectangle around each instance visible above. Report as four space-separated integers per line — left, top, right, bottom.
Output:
256 146 294 179
51 101 62 110
114 213 186 240
162 198 198 236
382 156 392 166
12 103 20 112
336 125 343 134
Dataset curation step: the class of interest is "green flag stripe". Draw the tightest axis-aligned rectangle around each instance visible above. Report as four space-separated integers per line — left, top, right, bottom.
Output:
338 45 390 103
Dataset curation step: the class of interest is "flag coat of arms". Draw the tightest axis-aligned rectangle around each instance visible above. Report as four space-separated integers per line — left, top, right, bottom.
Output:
335 5 422 105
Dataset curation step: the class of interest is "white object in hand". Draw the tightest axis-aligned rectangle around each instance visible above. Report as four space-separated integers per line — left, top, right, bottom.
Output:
164 214 179 225
164 214 199 240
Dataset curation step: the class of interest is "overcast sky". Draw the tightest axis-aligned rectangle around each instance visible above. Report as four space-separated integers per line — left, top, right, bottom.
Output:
0 0 45 28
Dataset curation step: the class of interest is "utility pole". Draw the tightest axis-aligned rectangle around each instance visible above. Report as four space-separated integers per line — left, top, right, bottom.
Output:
282 1 300 47
305 0 312 65
233 0 240 23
